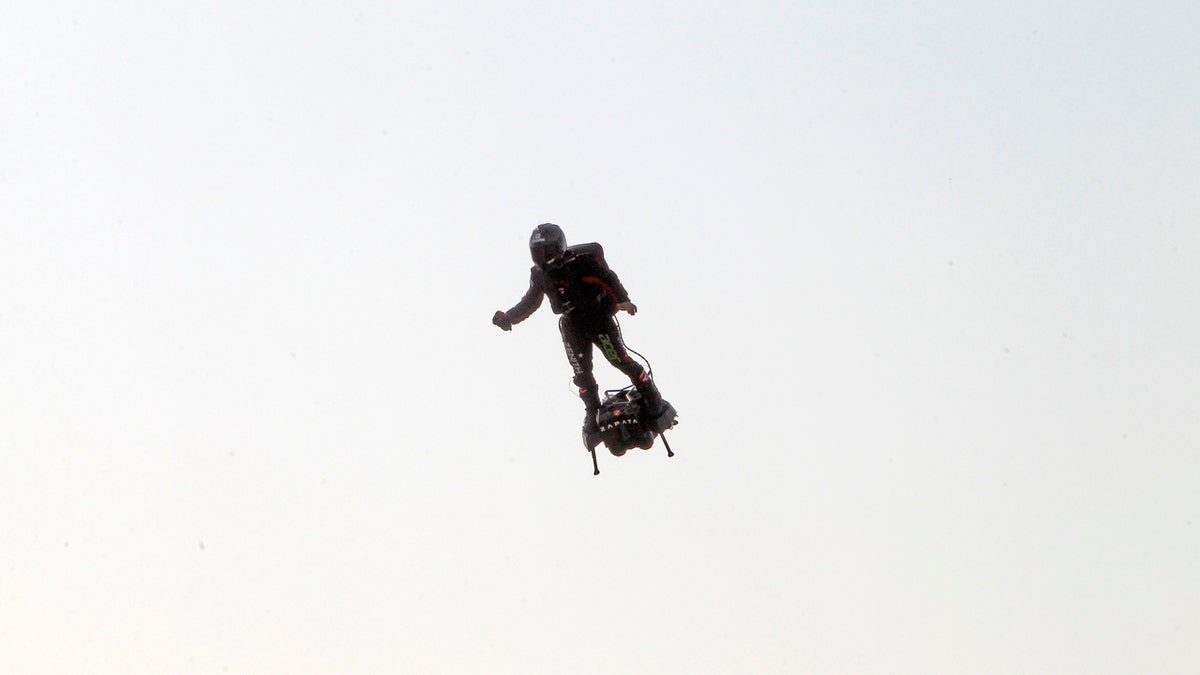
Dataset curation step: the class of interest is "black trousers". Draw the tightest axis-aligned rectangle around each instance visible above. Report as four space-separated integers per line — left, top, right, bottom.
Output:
558 312 648 411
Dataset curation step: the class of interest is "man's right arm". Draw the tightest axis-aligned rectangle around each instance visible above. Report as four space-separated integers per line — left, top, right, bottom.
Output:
493 268 543 330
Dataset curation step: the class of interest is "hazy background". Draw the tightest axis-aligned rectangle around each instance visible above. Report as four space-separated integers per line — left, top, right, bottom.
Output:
3 1 1197 673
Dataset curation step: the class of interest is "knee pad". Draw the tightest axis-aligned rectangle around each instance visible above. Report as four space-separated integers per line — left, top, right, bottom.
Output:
573 372 597 391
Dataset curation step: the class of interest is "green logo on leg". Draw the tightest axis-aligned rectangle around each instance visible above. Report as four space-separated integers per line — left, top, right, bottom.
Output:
598 334 621 364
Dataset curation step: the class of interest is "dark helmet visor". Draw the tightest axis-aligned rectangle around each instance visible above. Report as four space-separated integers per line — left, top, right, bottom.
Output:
529 224 565 265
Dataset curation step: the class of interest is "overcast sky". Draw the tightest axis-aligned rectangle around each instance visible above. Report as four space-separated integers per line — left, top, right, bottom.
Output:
3 1 1198 673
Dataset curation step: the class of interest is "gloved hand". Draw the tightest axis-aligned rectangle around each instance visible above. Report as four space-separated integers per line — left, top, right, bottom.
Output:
492 310 513 331
616 301 638 316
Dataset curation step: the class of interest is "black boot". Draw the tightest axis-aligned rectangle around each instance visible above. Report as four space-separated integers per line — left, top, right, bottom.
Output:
581 388 602 449
582 406 601 450
583 406 600 435
635 379 664 417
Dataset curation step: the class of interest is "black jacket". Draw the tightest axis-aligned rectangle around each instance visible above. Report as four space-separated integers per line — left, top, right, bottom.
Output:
505 243 631 324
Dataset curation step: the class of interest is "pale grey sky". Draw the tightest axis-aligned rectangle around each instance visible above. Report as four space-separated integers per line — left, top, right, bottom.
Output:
3 1 1198 673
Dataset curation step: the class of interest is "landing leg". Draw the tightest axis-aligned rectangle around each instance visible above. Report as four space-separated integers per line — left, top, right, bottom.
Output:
659 433 675 458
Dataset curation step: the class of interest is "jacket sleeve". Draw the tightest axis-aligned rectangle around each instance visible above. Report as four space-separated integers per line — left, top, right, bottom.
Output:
505 267 544 324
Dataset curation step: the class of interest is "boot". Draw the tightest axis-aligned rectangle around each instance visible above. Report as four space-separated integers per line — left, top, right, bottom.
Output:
580 387 602 448
635 378 664 417
582 406 600 435
582 405 601 451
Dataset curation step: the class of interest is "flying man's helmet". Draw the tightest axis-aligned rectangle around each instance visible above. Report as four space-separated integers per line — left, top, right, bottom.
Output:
529 223 567 267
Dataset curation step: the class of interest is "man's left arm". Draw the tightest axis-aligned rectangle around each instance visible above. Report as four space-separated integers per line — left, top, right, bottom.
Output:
582 244 637 315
